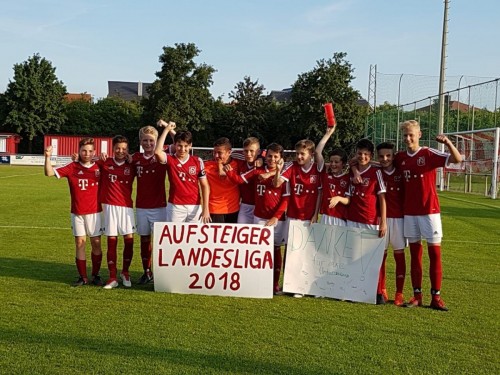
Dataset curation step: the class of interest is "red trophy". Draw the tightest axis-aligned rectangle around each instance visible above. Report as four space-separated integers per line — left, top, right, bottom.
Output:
324 103 336 127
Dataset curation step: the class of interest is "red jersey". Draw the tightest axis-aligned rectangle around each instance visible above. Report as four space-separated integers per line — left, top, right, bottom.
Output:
55 162 101 215
394 147 449 215
236 159 256 205
164 154 206 205
132 152 168 209
97 158 136 208
204 158 241 214
319 169 350 220
280 161 321 221
235 167 290 220
382 168 404 219
346 165 386 225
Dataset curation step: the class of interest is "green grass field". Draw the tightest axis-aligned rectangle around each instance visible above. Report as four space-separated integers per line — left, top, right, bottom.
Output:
1 165 499 374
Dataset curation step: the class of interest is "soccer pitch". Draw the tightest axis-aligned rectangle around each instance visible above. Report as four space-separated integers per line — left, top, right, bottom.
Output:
0 165 499 374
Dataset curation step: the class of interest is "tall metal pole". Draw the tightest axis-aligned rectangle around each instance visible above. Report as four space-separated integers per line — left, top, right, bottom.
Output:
437 0 449 190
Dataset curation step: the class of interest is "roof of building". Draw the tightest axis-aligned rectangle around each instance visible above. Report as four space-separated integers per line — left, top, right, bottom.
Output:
108 81 152 101
64 93 92 102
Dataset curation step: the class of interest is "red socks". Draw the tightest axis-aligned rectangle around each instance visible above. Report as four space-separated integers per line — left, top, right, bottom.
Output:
91 252 102 276
377 251 388 294
394 251 406 294
428 244 443 293
122 237 134 274
140 240 152 272
107 237 118 279
273 246 283 289
75 258 88 280
409 242 423 293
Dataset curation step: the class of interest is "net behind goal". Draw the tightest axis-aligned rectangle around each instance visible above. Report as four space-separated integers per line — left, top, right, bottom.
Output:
444 127 500 199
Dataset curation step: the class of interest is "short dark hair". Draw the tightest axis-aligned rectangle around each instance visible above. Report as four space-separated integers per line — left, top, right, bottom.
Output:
214 137 232 149
174 131 193 145
356 138 374 154
112 135 128 146
79 137 94 148
376 142 395 152
328 148 347 164
266 142 284 158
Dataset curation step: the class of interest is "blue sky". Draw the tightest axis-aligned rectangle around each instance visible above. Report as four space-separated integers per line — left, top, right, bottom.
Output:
1 0 498 104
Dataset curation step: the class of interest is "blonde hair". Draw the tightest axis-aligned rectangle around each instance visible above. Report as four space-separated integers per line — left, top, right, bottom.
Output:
400 120 420 131
243 137 260 148
295 139 315 154
139 125 158 141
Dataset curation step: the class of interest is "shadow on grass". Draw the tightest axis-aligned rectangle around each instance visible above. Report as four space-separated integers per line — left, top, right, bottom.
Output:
0 327 325 374
0 257 148 289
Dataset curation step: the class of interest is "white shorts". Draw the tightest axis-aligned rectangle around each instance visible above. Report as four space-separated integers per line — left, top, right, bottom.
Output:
404 214 442 244
166 204 201 223
71 213 103 238
320 214 347 227
346 220 379 231
283 217 311 245
237 203 255 224
253 216 285 246
136 207 167 236
385 217 407 250
102 204 136 236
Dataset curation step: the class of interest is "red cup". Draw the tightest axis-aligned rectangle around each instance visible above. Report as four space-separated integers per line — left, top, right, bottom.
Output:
324 103 336 127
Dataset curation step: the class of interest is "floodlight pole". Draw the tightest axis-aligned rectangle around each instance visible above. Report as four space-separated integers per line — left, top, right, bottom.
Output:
437 0 449 191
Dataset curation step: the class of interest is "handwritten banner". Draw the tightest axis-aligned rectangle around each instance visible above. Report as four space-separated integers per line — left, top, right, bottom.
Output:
153 222 274 298
283 220 385 304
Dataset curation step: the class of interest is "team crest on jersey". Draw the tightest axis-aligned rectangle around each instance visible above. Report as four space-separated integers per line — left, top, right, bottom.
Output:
124 167 131 175
95 170 100 177
310 175 317 183
189 166 196 175
362 178 370 186
394 175 401 182
340 180 348 188
417 157 425 166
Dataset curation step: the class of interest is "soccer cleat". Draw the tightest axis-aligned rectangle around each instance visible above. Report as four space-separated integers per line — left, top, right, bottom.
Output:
103 279 119 289
72 277 89 287
91 274 103 286
405 294 423 308
137 271 154 285
382 289 388 302
293 293 304 298
120 272 132 288
394 293 405 307
376 294 386 305
430 297 449 311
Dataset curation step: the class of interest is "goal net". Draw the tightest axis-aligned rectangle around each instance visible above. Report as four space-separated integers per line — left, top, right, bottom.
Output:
444 127 500 199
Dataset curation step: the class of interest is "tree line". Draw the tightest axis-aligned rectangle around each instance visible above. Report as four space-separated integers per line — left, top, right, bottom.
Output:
0 43 368 156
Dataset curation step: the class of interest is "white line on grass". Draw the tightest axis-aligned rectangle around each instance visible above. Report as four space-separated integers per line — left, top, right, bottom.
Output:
443 239 500 245
0 173 40 179
0 225 70 230
441 195 500 210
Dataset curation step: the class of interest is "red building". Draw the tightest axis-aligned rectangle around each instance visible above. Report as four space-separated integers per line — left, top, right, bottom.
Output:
44 135 113 156
0 133 22 154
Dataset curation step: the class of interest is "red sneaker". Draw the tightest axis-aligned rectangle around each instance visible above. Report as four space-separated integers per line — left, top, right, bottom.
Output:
430 297 448 311
394 292 405 307
405 294 423 307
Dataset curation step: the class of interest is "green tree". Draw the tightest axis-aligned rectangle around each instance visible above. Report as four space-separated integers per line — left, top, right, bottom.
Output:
62 99 94 135
91 97 143 150
228 76 270 145
4 54 67 153
289 52 367 155
142 43 215 131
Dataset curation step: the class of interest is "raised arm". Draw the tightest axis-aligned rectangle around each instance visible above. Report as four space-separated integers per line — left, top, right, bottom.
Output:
154 119 176 163
436 134 462 164
315 126 336 170
44 146 55 177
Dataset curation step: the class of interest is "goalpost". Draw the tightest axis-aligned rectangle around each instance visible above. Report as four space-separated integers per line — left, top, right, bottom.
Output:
444 127 500 199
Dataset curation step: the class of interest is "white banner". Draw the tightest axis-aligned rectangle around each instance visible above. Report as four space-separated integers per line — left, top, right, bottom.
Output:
283 220 385 304
153 222 274 298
